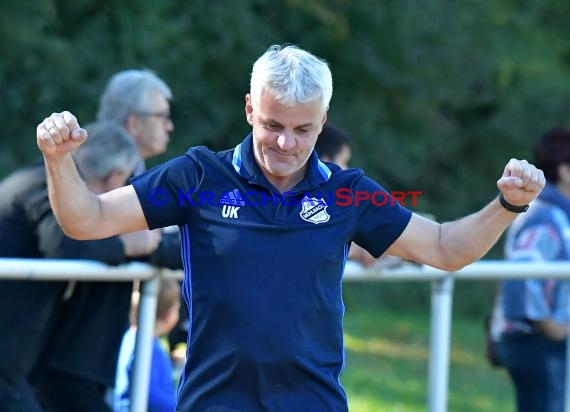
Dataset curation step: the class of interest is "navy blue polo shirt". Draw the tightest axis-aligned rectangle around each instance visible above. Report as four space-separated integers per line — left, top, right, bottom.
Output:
132 134 411 411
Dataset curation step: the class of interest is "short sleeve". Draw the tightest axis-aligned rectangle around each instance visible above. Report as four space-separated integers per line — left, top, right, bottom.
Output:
131 154 202 229
351 176 412 257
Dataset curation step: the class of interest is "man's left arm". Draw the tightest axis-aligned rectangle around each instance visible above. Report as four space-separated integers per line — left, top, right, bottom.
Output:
387 159 545 271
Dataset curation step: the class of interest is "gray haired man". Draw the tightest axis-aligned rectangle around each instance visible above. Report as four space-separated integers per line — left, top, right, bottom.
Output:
0 121 160 412
34 70 179 412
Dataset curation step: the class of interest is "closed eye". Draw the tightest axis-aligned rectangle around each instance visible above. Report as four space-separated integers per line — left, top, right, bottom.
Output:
265 123 282 131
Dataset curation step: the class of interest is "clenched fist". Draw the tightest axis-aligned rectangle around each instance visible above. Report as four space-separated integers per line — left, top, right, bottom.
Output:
37 111 87 158
497 158 546 207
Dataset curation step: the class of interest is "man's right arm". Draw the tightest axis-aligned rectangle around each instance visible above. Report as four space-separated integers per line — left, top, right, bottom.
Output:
38 111 148 240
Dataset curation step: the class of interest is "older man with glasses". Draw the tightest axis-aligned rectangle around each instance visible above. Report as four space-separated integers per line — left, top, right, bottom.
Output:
97 69 175 170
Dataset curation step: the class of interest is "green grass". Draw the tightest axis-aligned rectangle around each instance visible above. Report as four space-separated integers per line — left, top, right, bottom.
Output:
341 305 514 412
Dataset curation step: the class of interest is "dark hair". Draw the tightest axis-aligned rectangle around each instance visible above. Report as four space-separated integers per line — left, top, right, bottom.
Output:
315 123 351 160
534 127 570 183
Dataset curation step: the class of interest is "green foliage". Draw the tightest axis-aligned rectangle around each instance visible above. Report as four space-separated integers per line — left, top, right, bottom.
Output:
1 0 569 239
343 278 499 320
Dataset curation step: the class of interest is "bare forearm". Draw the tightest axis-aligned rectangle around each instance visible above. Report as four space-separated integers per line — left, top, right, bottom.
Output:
388 159 544 271
44 154 102 239
37 112 149 239
438 197 518 270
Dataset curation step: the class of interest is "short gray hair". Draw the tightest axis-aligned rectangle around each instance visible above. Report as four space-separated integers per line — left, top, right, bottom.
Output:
96 69 172 125
250 45 333 112
73 121 140 181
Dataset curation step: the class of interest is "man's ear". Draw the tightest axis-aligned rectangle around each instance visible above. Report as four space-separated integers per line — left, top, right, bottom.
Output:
125 115 141 139
314 111 327 137
245 94 254 126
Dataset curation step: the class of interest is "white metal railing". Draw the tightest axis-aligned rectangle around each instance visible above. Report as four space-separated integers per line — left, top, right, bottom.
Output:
2 258 570 412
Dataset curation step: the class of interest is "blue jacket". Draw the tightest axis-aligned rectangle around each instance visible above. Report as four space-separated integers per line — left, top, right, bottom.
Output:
495 184 570 338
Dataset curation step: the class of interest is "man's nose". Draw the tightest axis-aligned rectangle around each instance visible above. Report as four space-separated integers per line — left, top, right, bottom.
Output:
277 131 295 150
166 118 174 132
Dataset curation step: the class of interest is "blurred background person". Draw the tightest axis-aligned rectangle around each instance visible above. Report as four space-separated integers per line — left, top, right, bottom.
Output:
98 69 189 369
315 122 352 170
35 70 182 412
114 277 181 412
0 121 158 412
492 127 570 412
96 69 174 171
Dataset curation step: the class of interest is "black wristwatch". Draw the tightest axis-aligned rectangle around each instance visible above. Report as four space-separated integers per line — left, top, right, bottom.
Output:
498 193 529 213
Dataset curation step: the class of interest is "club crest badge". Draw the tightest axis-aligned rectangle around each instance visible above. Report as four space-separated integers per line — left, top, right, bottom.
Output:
299 195 330 224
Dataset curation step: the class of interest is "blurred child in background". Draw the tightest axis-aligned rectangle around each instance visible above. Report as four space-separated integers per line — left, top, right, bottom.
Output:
114 278 181 412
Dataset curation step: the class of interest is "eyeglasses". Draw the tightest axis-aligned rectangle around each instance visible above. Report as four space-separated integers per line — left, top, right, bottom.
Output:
134 111 171 121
